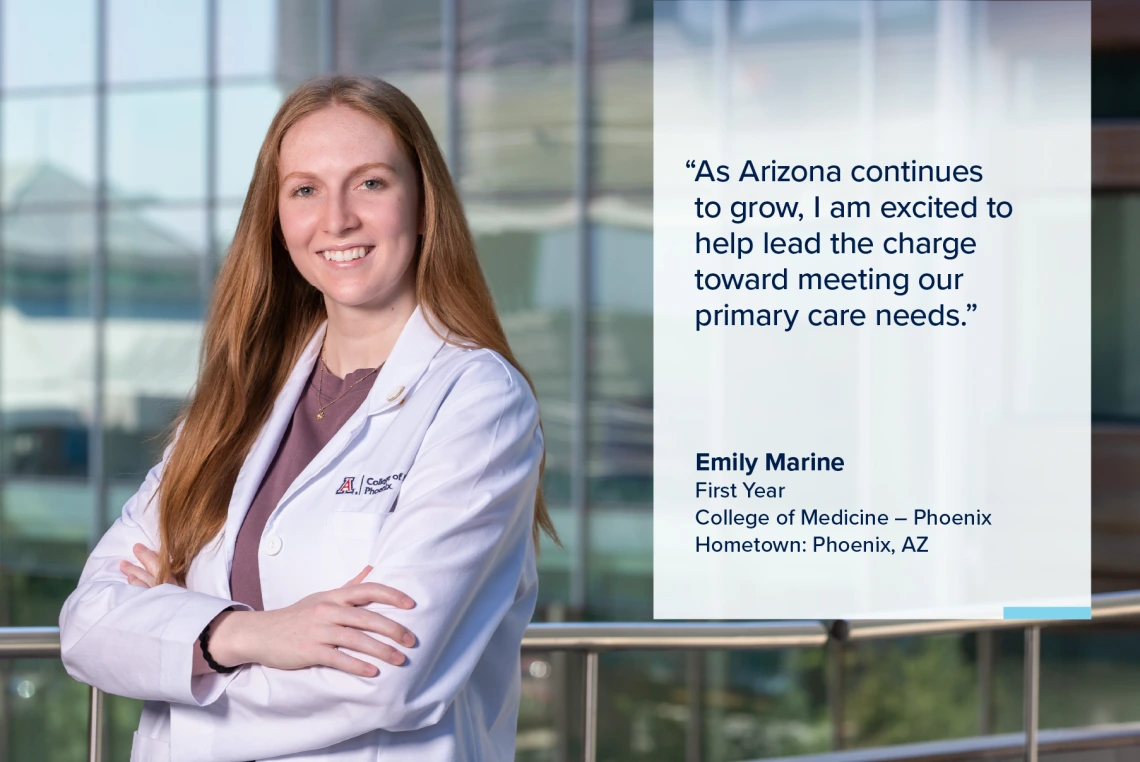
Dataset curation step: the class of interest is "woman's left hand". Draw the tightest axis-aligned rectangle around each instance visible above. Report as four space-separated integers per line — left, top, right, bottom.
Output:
119 543 161 588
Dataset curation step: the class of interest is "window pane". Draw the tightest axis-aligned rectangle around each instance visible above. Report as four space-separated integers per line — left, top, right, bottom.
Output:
109 88 207 202
1092 194 1140 419
108 0 206 84
337 0 442 71
335 1 446 155
2 658 90 759
218 84 281 201
2 0 96 89
2 210 94 488
218 0 277 78
459 0 575 196
588 215 652 620
592 0 651 193
276 0 334 86
105 206 205 485
214 203 244 259
3 95 97 208
470 200 575 607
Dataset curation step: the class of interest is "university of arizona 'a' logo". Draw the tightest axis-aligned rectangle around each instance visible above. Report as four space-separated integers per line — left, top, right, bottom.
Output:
335 477 356 495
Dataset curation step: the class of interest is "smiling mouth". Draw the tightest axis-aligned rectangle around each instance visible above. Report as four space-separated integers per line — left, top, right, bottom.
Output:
319 246 373 262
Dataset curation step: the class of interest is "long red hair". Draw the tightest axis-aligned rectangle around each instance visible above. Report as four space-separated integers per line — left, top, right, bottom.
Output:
156 75 557 586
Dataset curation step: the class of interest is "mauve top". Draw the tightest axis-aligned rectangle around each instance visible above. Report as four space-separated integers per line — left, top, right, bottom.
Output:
229 360 380 611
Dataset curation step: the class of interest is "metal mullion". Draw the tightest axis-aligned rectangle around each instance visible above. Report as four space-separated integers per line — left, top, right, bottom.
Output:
204 0 218 301
0 2 9 757
442 0 459 173
0 75 272 98
86 3 108 761
91 0 107 540
321 0 337 75
570 0 591 619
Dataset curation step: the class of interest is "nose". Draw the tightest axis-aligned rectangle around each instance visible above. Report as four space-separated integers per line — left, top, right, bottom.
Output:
321 191 360 237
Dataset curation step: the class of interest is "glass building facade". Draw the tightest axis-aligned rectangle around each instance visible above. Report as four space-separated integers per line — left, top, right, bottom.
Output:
0 1 1137 760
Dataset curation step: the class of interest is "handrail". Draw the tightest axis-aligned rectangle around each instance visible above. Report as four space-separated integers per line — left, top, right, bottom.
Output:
14 590 1140 762
756 722 1140 762
521 620 828 650
0 626 62 658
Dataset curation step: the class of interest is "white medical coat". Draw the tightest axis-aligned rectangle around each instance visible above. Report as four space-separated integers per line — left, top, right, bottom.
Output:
58 306 542 762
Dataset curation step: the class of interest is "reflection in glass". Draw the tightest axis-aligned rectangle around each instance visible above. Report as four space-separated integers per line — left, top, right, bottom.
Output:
1092 195 1140 419
591 0 652 192
517 652 567 761
218 84 282 201
469 201 575 604
2 95 97 208
1 210 94 483
275 0 333 86
214 204 244 261
587 217 652 621
2 658 90 760
108 0 206 83
108 88 207 203
2 0 96 89
218 0 277 78
337 0 442 72
459 0 575 195
105 206 205 485
334 2 446 142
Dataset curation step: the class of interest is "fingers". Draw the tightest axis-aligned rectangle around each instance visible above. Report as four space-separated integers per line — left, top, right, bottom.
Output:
341 565 373 588
132 544 161 580
320 647 382 678
333 607 417 648
327 627 407 667
119 560 157 588
337 582 415 610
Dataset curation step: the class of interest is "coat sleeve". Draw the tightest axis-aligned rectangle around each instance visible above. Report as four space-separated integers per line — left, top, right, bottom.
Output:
167 358 543 762
58 446 253 706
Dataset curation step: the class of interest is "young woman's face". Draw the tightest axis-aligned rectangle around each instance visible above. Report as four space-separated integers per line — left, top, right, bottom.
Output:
277 104 422 312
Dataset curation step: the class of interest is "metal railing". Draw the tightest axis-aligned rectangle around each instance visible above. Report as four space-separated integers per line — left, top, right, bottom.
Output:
5 592 1140 762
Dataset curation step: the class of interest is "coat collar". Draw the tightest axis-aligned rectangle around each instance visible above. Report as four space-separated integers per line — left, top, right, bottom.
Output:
362 304 450 414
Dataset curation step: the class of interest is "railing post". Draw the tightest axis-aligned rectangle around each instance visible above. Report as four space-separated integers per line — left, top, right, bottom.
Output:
1024 626 1040 762
686 651 704 762
828 622 848 751
978 630 994 735
583 651 599 762
88 686 103 762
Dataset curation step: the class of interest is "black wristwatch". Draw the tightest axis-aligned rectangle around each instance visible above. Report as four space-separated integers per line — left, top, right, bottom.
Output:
199 607 239 674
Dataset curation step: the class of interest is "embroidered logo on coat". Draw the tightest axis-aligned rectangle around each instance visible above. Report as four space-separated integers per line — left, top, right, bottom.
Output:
334 473 405 496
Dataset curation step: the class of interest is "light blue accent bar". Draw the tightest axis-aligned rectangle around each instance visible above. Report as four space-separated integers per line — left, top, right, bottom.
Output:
1003 606 1092 620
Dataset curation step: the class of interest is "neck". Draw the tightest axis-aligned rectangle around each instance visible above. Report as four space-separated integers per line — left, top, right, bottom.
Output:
321 294 417 377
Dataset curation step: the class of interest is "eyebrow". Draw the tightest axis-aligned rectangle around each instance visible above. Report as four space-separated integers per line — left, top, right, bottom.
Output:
280 162 396 187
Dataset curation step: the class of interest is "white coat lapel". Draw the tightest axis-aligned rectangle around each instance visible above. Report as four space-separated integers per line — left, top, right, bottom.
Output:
271 305 448 515
211 323 327 591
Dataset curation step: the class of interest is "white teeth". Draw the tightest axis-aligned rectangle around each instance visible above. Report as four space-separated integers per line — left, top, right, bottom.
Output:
321 246 369 262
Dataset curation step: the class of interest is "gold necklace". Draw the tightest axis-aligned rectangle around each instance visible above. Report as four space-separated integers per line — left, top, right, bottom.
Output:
316 357 380 421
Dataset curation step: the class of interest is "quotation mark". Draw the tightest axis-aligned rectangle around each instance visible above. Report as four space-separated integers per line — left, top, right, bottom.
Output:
961 303 978 326
686 159 696 168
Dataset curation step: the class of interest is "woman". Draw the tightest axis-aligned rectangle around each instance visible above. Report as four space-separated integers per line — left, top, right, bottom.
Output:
58 75 557 762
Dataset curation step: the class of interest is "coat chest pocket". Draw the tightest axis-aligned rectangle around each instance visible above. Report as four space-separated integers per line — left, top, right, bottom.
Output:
321 511 389 582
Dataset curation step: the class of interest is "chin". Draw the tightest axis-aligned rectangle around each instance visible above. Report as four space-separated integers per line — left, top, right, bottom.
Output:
319 285 404 311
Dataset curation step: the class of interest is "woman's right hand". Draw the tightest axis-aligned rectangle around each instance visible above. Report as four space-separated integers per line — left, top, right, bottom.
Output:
208 566 417 677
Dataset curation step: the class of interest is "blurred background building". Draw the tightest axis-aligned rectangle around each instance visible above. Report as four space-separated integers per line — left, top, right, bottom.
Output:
0 0 1132 760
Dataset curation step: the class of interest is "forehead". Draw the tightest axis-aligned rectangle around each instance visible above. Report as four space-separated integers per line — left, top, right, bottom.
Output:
279 104 407 171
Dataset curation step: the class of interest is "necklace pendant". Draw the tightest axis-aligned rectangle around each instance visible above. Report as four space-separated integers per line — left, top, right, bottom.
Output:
316 409 325 421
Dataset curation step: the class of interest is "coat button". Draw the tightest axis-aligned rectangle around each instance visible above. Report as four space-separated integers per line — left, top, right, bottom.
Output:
264 535 283 555
386 385 404 401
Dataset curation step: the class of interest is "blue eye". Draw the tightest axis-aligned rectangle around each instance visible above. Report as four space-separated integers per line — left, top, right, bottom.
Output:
361 178 384 191
292 185 315 198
